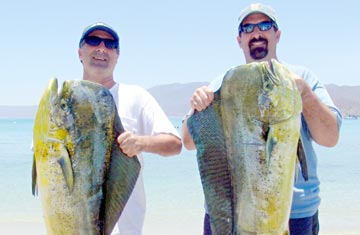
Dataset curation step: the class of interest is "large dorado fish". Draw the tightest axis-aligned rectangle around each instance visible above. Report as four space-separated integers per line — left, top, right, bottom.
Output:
187 59 307 235
32 78 140 235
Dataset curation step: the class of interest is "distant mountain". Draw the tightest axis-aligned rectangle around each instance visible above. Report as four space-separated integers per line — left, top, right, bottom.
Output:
1 83 359 119
0 105 37 119
149 83 360 118
325 84 360 117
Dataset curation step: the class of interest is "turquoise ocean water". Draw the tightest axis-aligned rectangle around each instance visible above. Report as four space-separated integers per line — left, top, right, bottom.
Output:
0 117 359 234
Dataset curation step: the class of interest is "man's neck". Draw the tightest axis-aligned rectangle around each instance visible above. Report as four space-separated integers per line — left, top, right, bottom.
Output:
83 73 116 89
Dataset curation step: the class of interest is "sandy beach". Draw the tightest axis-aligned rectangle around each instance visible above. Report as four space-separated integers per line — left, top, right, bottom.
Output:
1 219 46 235
1 217 360 235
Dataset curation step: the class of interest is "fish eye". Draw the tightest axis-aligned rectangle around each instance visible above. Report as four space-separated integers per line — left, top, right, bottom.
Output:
60 99 68 112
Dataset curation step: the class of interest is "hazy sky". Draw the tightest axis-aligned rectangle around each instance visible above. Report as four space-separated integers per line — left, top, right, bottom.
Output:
1 0 359 105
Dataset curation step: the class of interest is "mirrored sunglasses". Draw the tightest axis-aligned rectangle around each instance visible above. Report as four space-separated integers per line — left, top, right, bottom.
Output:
239 21 278 34
84 36 119 49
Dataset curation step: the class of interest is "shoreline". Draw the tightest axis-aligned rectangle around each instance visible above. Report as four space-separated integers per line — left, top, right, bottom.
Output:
1 217 359 235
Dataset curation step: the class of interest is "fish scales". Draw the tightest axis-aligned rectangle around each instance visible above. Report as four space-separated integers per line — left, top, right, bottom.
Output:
32 78 140 235
188 102 234 234
188 60 302 235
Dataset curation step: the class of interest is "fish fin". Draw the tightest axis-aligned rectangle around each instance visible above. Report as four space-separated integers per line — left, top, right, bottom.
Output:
103 113 141 235
31 154 38 196
297 138 308 181
57 146 74 193
265 129 276 166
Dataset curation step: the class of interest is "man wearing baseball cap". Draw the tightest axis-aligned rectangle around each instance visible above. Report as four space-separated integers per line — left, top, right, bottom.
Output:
78 22 182 235
79 22 120 52
182 3 342 235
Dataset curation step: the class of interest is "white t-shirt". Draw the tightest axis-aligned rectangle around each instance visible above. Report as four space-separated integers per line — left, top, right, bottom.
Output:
109 83 180 235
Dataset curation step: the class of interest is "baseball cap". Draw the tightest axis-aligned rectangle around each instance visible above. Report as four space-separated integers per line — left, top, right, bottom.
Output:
238 3 278 26
79 22 119 48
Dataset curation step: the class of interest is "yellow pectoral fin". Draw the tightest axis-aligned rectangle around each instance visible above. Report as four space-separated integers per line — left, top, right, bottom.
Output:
57 145 74 193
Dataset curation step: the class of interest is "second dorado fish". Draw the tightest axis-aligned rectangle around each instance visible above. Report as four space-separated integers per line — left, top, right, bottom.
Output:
188 59 306 234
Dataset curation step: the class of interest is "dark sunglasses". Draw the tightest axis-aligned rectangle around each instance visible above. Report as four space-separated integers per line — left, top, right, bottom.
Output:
239 21 278 34
84 36 119 49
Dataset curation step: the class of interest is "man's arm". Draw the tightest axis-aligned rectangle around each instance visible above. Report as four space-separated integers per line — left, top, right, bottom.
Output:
117 132 182 157
294 77 340 147
182 116 196 150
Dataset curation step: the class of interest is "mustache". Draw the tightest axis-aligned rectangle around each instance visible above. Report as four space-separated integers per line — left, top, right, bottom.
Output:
249 37 268 45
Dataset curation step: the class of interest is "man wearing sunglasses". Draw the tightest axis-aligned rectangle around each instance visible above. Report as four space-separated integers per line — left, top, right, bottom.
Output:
181 3 342 235
78 22 182 235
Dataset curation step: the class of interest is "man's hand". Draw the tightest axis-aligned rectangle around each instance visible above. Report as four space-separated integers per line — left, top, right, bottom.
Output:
117 131 144 157
182 86 214 150
292 73 311 100
190 86 214 111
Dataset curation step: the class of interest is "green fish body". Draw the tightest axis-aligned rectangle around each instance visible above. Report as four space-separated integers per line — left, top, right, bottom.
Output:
188 60 304 234
32 78 140 235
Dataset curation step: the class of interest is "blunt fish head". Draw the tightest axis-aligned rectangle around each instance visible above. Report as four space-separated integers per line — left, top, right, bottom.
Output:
258 60 302 124
53 80 116 132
